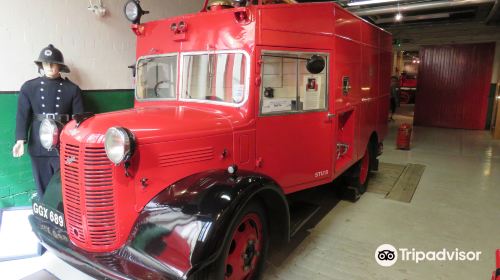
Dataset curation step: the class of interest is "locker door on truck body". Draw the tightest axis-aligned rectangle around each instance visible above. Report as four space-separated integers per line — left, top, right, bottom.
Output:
357 23 381 157
333 34 362 175
255 48 333 194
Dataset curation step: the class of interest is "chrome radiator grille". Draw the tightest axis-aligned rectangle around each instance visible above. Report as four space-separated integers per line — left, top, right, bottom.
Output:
61 143 117 248
62 144 85 243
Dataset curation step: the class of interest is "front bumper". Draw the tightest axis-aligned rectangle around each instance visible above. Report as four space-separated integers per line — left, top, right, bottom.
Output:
29 215 186 280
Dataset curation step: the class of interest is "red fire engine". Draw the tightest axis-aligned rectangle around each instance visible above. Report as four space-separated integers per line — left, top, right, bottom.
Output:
30 0 391 279
399 72 418 104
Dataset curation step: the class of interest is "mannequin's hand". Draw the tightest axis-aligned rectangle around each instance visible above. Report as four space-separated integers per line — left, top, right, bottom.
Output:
12 140 25 158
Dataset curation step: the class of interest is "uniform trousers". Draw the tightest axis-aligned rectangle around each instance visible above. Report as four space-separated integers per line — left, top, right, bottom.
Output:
30 156 60 197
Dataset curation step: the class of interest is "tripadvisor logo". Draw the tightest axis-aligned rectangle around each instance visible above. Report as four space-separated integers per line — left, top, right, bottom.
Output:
375 244 398 267
375 244 482 267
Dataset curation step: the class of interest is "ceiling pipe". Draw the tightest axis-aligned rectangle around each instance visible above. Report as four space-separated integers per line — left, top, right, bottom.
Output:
351 0 495 16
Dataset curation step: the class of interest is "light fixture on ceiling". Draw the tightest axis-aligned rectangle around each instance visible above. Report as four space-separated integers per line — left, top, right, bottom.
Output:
395 12 403 21
347 0 399 7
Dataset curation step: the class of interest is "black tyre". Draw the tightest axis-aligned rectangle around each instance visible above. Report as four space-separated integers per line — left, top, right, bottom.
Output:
192 201 269 280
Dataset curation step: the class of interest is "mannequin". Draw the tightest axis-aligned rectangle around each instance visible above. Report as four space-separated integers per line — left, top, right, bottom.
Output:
13 44 84 196
12 63 62 157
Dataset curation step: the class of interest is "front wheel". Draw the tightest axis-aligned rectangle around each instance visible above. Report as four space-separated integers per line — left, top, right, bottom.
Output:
193 201 269 280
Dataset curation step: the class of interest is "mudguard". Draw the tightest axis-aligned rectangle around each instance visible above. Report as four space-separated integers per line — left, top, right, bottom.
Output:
130 169 290 278
30 169 289 280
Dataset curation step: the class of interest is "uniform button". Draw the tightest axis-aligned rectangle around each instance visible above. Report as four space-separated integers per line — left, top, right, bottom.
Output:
40 88 44 91
41 96 45 99
42 104 45 107
43 112 46 114
55 113 58 115
56 104 59 107
56 97 60 100
60 83 63 86
41 81 44 85
58 89 61 92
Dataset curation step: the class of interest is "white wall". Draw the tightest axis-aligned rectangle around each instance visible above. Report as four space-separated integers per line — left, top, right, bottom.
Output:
0 0 201 91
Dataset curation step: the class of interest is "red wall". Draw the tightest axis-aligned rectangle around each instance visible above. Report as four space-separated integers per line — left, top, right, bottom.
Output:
414 43 495 130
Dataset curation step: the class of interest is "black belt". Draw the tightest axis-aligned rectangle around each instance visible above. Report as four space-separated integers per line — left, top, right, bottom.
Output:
34 113 70 123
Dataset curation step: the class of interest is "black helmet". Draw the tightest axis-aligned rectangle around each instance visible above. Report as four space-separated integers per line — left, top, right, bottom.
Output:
34 44 70 73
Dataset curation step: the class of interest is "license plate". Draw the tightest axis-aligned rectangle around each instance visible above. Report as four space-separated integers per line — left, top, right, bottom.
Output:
32 201 65 229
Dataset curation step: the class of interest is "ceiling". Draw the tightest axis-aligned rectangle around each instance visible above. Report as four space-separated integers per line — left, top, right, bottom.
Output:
297 0 500 27
297 0 500 50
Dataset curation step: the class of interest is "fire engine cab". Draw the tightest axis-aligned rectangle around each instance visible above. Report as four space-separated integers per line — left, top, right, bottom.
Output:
30 0 391 279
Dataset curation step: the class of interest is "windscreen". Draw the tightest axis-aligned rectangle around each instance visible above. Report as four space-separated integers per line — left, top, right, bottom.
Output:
181 52 248 105
136 55 177 100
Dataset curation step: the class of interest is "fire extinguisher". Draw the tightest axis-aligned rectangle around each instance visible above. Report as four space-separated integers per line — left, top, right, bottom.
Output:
492 249 500 280
397 123 412 150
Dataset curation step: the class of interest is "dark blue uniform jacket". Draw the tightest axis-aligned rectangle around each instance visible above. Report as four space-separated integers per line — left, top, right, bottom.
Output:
15 76 84 157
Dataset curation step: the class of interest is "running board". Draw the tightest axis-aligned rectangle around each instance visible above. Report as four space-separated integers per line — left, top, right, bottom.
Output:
289 201 321 237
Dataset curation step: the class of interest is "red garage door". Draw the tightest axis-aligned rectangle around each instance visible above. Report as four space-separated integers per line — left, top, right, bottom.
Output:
414 43 495 130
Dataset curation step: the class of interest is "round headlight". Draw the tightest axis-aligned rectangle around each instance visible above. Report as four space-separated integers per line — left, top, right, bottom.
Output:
104 127 135 165
124 1 141 24
39 118 59 150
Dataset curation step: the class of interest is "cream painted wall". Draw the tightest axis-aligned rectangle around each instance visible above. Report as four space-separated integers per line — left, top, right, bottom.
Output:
0 0 201 91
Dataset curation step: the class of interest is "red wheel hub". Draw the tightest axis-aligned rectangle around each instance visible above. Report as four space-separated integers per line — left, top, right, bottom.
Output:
225 213 263 280
359 148 370 185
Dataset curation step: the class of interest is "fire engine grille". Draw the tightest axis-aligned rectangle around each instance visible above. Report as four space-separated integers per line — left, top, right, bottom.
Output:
62 144 85 243
62 143 116 247
84 147 116 246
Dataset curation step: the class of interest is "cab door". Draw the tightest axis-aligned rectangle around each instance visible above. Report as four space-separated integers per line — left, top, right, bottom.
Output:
255 49 332 193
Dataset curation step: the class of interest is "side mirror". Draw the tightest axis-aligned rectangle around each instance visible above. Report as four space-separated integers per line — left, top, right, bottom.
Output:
306 55 325 74
128 64 136 77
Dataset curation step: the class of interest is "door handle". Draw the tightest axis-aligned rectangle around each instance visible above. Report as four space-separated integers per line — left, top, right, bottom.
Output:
328 112 336 119
342 76 351 96
362 98 372 102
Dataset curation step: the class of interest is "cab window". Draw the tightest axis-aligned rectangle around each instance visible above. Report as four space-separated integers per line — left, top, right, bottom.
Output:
260 51 328 115
136 55 177 100
181 52 248 105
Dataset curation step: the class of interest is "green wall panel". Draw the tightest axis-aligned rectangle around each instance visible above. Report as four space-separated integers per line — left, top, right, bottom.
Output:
0 90 134 208
83 90 135 113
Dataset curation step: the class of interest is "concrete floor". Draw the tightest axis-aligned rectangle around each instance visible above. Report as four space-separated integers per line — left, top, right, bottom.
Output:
266 105 500 279
2 105 499 279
